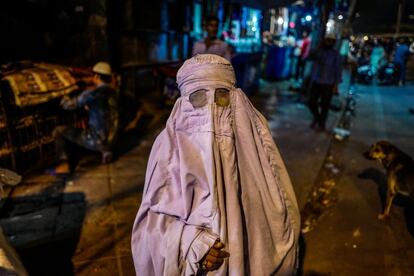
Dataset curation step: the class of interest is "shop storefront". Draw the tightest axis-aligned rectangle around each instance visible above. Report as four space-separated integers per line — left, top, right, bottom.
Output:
225 6 263 94
190 1 264 94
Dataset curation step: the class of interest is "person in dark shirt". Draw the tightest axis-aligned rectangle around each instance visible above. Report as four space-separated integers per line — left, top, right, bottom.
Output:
394 37 411 86
308 34 342 131
51 62 119 175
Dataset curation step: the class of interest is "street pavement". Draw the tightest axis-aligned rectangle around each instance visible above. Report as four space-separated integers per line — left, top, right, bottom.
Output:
217 77 414 275
2 75 414 276
297 82 414 276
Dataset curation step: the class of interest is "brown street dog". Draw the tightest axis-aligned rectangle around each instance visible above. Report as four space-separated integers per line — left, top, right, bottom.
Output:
364 141 414 220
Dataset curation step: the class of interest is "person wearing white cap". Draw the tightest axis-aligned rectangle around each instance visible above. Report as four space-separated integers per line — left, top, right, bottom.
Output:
50 61 119 175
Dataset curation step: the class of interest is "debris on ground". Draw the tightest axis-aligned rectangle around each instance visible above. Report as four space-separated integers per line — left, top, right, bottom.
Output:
324 163 341 175
333 127 351 141
353 228 361 238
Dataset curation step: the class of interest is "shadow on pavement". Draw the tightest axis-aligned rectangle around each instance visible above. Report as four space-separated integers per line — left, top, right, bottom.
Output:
358 167 414 238
303 271 332 276
114 114 162 157
403 203 414 238
297 234 306 276
297 234 333 276
0 180 86 276
357 167 387 198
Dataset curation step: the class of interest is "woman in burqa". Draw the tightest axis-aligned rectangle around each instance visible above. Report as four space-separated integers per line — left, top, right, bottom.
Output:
131 54 300 276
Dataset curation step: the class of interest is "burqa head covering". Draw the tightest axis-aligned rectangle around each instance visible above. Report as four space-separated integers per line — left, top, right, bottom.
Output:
131 54 300 276
176 54 236 96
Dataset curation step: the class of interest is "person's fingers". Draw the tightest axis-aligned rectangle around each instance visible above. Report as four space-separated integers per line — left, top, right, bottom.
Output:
205 260 214 270
209 259 224 271
217 250 230 258
205 254 218 263
213 241 224 249
208 248 221 257
209 248 230 258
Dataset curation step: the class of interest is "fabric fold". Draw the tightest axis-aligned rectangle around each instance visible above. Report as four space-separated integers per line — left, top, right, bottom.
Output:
183 228 219 275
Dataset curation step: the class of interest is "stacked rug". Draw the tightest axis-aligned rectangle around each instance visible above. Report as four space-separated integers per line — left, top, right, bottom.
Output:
2 63 78 107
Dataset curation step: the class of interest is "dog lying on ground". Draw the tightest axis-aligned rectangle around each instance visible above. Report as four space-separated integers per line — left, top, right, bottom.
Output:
364 141 414 220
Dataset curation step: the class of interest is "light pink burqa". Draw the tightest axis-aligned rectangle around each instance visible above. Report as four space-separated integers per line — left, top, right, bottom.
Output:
131 55 300 276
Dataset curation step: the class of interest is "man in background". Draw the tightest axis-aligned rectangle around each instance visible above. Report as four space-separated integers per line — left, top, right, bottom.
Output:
308 34 342 131
192 16 232 61
394 37 411 86
295 30 311 80
50 61 119 175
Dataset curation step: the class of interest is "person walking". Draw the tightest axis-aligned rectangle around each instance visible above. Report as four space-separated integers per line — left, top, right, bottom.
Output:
131 54 300 276
394 37 411 86
370 38 386 75
295 30 311 81
308 34 342 131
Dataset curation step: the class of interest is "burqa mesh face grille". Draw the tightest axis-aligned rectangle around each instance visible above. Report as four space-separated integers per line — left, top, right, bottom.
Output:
189 89 208 108
189 88 230 108
214 88 230 106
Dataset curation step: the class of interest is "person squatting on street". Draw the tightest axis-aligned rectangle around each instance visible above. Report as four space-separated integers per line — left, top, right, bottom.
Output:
52 62 119 175
131 54 300 275
308 34 342 131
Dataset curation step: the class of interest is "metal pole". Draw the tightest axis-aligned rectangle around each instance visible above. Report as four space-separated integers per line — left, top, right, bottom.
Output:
345 0 358 27
396 0 403 36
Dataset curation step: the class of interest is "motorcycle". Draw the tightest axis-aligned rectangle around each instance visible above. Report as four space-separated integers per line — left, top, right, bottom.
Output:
377 63 400 85
356 64 374 84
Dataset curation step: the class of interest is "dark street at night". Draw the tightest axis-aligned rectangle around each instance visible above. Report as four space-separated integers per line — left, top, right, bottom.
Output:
0 0 414 275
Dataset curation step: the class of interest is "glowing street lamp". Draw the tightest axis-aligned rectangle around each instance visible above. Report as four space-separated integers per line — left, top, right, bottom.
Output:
305 15 312 22
338 14 343 20
277 17 284 25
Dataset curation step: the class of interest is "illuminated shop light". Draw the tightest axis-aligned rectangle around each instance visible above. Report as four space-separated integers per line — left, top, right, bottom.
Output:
326 19 335 33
